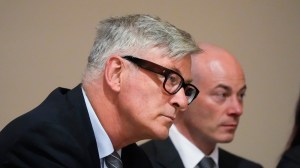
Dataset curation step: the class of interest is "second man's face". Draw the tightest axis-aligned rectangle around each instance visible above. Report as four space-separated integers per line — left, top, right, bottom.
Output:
184 58 246 143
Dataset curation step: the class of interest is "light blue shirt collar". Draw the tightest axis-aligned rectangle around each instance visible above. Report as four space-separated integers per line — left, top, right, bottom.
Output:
81 88 114 159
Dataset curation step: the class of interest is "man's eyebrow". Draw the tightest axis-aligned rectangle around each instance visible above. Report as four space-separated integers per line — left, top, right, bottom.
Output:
240 85 247 90
214 84 231 91
168 65 181 74
185 79 193 84
214 84 247 92
168 66 193 83
239 85 247 92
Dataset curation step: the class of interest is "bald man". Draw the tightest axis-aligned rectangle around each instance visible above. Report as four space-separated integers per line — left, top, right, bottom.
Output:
141 44 263 168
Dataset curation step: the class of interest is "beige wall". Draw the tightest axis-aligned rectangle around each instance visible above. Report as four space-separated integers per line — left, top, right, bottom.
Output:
1 1 299 167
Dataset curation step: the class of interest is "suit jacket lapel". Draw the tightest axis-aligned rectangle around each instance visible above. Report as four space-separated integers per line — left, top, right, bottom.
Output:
67 84 100 167
218 148 239 168
154 138 185 168
121 143 153 168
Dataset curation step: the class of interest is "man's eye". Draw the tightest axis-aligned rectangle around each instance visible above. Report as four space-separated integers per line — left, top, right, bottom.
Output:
167 74 180 85
216 92 228 98
239 92 246 100
213 92 228 102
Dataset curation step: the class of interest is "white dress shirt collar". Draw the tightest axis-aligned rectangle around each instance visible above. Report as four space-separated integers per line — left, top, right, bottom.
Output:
82 88 116 168
169 125 219 168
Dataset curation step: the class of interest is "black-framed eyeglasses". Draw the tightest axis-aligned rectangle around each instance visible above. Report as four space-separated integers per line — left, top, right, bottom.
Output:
122 55 199 104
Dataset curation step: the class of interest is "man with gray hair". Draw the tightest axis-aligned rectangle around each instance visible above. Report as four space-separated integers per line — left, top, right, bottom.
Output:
0 14 200 168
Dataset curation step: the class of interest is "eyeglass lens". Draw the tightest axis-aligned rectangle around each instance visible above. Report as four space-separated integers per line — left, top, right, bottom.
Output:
122 55 199 104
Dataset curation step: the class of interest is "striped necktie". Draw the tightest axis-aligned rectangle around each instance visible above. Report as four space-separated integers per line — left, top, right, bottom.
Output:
198 156 216 168
105 151 123 168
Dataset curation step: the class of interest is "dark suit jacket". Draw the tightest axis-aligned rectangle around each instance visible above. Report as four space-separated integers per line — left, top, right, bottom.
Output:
0 85 152 168
141 137 263 168
277 145 300 168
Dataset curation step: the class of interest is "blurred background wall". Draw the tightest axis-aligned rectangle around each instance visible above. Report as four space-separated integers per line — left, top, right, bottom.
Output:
0 1 299 167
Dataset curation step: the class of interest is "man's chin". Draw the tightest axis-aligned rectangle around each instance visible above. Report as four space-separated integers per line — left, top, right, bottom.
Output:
220 139 234 143
218 134 235 143
152 127 169 140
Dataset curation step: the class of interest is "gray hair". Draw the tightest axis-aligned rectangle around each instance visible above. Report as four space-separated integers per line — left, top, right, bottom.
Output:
83 14 200 81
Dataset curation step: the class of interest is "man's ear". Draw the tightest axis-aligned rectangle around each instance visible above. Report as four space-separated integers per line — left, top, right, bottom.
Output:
104 56 123 92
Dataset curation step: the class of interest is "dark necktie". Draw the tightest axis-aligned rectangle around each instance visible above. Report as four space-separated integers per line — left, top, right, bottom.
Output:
198 156 216 168
105 151 123 168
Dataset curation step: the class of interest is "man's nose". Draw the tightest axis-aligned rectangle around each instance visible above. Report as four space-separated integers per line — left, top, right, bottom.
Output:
228 97 243 116
171 87 189 112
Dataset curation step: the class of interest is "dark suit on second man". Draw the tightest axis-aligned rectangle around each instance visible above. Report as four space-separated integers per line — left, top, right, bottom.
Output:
141 137 262 168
